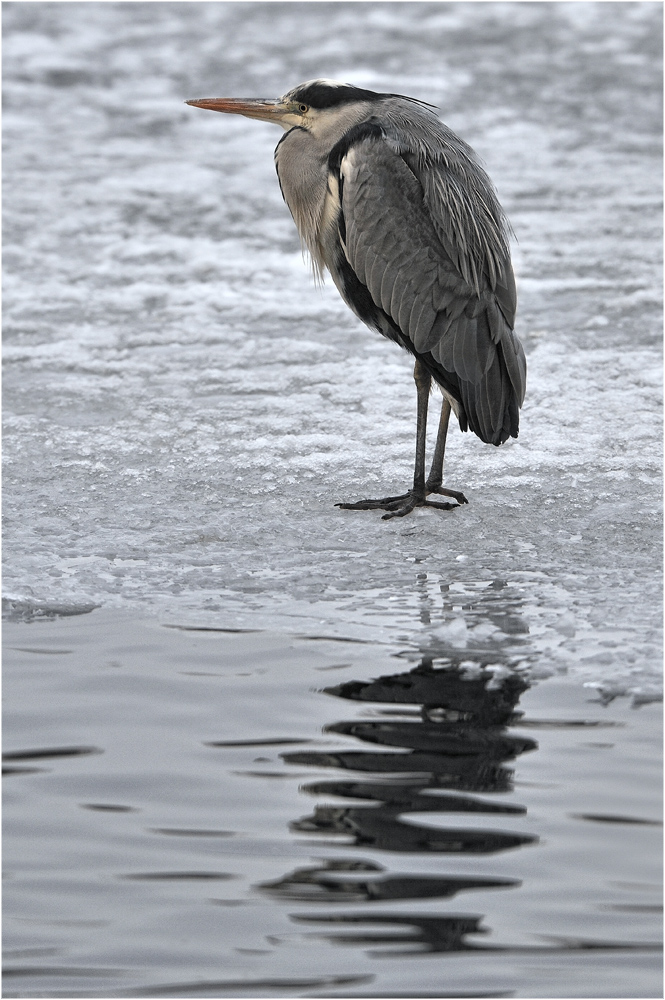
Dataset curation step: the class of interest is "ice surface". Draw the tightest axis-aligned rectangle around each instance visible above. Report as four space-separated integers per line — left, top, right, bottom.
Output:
3 2 662 698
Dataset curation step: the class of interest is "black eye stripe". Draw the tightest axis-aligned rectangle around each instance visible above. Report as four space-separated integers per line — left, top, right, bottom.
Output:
287 82 437 112
290 83 384 110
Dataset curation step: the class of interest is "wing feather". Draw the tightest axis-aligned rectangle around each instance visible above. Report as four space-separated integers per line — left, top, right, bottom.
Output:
337 135 525 443
379 259 401 315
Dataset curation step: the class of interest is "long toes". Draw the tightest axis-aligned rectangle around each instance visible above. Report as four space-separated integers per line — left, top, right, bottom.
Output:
338 488 463 517
336 493 411 510
337 501 395 510
336 500 382 510
381 497 413 511
382 503 418 520
428 486 469 504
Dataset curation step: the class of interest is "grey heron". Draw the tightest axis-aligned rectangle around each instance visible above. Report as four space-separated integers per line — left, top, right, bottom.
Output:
186 80 526 519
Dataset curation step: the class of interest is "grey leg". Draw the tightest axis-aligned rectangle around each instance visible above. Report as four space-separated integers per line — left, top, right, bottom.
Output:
426 396 468 505
412 358 431 495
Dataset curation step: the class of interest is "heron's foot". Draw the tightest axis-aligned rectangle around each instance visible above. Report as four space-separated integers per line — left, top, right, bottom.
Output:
425 483 469 506
336 486 467 521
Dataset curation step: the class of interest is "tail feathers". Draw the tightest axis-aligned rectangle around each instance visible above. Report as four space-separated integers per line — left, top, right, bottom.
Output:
379 305 526 447
458 346 520 444
422 333 523 445
430 303 525 445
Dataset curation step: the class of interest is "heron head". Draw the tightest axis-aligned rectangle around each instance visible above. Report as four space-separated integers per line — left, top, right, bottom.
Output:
186 79 386 132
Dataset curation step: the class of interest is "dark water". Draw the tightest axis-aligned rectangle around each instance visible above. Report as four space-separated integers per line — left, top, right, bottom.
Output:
3 608 662 998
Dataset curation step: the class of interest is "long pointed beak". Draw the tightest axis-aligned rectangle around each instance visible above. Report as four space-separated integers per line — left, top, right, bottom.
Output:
185 97 288 124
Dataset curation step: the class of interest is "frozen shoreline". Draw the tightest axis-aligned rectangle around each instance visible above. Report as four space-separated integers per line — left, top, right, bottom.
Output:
3 2 662 697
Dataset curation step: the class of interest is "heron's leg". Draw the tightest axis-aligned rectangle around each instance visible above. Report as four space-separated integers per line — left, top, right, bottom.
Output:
336 360 463 519
411 358 430 496
425 397 468 505
377 362 447 519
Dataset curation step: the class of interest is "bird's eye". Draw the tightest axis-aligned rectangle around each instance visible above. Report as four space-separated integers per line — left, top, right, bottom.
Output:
298 104 309 113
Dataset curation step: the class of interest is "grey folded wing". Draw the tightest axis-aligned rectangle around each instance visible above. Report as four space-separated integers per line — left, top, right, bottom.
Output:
338 135 526 445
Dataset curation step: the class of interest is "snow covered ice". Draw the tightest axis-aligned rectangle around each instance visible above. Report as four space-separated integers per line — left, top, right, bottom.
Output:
3 2 662 701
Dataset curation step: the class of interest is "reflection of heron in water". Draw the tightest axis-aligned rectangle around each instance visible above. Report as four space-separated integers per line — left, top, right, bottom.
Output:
187 79 526 518
415 572 531 648
264 656 537 956
282 657 537 853
260 857 519 905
